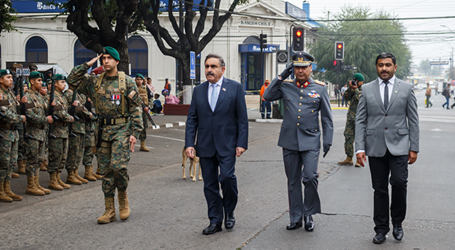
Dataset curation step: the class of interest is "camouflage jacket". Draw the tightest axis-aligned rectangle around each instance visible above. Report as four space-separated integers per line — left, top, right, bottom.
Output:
344 86 362 121
49 90 73 139
63 88 91 135
25 88 48 142
80 93 97 134
66 63 143 141
0 87 21 142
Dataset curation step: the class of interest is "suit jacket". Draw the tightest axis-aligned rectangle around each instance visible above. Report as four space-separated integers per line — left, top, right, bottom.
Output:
263 77 333 151
185 77 248 158
355 78 419 157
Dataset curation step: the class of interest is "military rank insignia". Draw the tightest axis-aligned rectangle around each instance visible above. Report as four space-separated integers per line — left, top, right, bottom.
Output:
296 81 310 88
308 90 320 98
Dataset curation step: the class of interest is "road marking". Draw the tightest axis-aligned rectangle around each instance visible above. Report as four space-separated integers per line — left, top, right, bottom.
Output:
147 134 185 142
165 123 173 128
152 125 160 129
431 128 442 132
178 122 186 126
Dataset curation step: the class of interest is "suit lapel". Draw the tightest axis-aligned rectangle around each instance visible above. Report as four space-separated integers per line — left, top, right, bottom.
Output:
214 78 229 112
372 79 385 112
386 78 401 112
201 81 212 113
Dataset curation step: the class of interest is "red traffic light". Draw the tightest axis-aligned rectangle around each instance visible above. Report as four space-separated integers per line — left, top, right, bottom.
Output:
337 44 343 49
296 30 302 37
333 60 337 66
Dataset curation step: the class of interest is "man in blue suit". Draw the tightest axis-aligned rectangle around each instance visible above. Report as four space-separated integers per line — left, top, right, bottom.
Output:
185 54 248 235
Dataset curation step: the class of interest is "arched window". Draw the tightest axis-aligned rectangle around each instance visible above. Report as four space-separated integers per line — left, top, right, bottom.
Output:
128 36 148 76
26 36 48 63
74 39 98 68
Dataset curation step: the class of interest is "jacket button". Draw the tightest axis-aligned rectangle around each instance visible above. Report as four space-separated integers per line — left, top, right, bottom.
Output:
297 123 300 126
301 90 303 93
299 103 302 106
300 97 303 99
298 109 301 112
311 110 314 113
385 114 388 116
385 127 388 130
298 116 300 119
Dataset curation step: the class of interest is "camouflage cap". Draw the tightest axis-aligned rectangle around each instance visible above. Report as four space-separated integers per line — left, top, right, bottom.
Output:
29 71 43 80
0 69 12 77
102 46 120 61
292 51 314 67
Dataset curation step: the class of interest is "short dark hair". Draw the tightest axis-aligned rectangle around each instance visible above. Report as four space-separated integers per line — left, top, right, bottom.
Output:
154 93 160 98
376 52 396 65
204 54 225 67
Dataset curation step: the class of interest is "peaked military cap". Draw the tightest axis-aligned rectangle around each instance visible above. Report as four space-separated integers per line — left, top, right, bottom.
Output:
29 71 43 80
52 74 66 81
0 69 12 77
102 46 120 61
292 52 314 67
135 73 144 79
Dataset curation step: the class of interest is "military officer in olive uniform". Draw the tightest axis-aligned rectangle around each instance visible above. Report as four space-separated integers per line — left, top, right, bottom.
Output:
135 73 152 152
67 47 143 224
263 52 333 231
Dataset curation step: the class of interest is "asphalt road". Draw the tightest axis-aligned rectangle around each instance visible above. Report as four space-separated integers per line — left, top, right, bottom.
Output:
0 89 454 250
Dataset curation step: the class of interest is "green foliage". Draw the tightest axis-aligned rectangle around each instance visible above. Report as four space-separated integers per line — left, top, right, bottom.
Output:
308 6 412 85
0 0 17 33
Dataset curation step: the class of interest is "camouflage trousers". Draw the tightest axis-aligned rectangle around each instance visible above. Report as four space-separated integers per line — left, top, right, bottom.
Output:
47 138 68 173
0 138 18 182
98 136 130 198
343 119 355 157
139 114 148 142
82 132 94 166
25 139 44 176
17 131 26 161
39 136 48 166
66 133 84 171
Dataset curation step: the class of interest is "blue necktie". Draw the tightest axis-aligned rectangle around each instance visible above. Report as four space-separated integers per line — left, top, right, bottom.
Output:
383 81 389 110
210 84 218 111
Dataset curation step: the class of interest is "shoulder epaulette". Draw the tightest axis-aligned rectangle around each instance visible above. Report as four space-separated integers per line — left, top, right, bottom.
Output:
314 80 325 86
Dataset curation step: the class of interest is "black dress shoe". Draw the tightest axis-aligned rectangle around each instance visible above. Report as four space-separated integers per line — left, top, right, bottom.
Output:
202 223 222 235
225 212 235 230
286 222 302 230
372 233 386 244
304 215 315 232
393 225 404 241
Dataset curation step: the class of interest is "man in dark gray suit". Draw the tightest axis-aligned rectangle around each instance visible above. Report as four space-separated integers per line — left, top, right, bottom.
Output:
355 52 419 244
264 52 333 231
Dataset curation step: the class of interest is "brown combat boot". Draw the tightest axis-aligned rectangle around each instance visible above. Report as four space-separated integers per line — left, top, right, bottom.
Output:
34 175 51 194
57 172 71 189
84 165 97 181
4 181 23 201
0 182 13 202
48 172 63 191
338 156 353 165
66 170 82 185
17 160 26 174
91 168 102 180
97 197 116 224
26 176 45 196
39 161 47 172
74 168 88 184
44 159 48 168
139 141 149 152
11 172 19 178
118 190 130 220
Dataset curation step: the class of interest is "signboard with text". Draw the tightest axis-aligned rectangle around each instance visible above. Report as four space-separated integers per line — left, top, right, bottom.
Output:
190 51 196 80
430 61 449 65
12 0 67 13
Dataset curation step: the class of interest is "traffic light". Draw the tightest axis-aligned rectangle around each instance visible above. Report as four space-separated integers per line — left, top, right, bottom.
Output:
292 27 304 51
259 34 267 52
335 42 344 60
333 60 337 70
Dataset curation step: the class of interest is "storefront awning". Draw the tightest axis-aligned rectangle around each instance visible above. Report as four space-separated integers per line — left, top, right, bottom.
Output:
238 44 280 53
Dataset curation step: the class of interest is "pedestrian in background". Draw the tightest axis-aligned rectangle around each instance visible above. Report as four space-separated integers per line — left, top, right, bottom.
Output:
434 84 438 95
425 83 433 108
341 84 348 107
163 78 171 97
442 84 451 109
338 73 364 167
356 52 419 244
146 77 155 94
151 93 162 115
259 79 271 119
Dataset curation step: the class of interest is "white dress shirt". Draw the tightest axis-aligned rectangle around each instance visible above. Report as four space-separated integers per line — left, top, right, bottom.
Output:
208 76 223 106
378 75 395 104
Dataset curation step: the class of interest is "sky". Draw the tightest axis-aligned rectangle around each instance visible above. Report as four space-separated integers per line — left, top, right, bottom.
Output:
287 0 455 69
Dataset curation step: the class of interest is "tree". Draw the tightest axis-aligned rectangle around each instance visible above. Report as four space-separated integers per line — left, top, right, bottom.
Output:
0 0 17 34
419 59 431 76
308 6 412 85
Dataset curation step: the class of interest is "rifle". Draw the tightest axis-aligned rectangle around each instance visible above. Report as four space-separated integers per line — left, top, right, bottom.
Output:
68 89 79 138
141 101 156 126
17 69 33 140
47 78 58 139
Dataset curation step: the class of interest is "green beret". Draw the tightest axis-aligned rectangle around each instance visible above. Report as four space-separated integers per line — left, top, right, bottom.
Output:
43 80 50 87
29 71 43 80
354 73 364 81
135 73 144 79
52 74 66 81
0 69 12 77
102 46 120 61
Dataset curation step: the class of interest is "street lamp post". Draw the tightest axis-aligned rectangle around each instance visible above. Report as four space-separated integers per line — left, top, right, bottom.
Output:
441 25 454 70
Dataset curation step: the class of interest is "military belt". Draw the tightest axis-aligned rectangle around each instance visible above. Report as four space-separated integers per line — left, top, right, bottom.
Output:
27 123 45 130
53 121 67 127
101 117 129 126
0 123 15 130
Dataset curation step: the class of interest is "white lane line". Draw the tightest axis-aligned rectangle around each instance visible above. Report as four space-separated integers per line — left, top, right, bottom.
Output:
147 134 185 142
165 123 173 128
178 121 186 126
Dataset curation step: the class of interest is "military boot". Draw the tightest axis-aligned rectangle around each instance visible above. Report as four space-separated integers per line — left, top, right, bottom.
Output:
97 197 116 224
139 141 149 152
57 172 71 189
338 156 353 165
44 159 48 168
66 170 82 185
11 172 19 178
0 182 13 202
118 190 130 220
96 162 102 175
26 176 45 196
39 161 47 172
17 160 26 174
48 172 63 190
74 168 88 184
84 165 97 181
4 181 23 201
35 175 51 195
91 168 102 180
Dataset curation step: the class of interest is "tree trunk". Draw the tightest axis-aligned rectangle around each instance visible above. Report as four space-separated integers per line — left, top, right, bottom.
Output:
117 44 130 73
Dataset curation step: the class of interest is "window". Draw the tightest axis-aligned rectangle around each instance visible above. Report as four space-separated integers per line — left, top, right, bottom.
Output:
128 36 148 76
74 39 98 68
25 36 48 63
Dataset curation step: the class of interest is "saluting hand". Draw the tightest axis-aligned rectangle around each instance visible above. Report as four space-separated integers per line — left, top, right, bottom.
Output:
88 54 103 67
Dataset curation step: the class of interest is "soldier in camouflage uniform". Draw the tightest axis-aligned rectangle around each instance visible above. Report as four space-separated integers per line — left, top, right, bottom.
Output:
39 80 50 172
67 47 143 224
64 87 93 185
24 71 55 196
80 93 101 181
135 74 152 152
47 75 74 190
0 69 25 202
17 84 28 175
338 73 364 167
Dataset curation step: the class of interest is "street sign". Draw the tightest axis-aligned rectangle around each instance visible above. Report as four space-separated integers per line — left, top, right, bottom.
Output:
430 61 449 65
16 68 30 76
276 50 288 64
190 51 196 80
